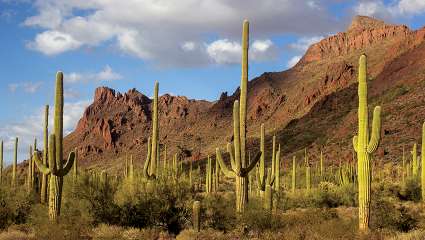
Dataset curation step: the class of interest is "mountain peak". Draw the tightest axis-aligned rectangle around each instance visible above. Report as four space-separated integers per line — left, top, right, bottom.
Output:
300 16 410 64
348 15 387 33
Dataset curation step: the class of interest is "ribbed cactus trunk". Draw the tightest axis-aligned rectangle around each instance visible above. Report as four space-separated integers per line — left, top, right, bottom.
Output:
412 144 418 178
0 141 3 184
320 150 324 180
257 124 266 196
421 123 425 201
41 105 49 203
402 146 405 184
353 55 381 232
292 156 296 193
144 82 159 181
27 146 33 193
192 201 201 232
12 137 18 187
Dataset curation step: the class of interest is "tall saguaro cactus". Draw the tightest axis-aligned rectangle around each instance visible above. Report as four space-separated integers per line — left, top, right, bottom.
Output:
216 20 262 213
41 105 49 204
292 156 296 193
12 137 18 187
144 81 159 179
421 123 425 201
412 143 418 178
352 54 382 231
33 72 76 221
0 141 3 184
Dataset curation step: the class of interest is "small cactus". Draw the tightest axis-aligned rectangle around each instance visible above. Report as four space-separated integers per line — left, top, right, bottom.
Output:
0 140 3 184
192 201 201 232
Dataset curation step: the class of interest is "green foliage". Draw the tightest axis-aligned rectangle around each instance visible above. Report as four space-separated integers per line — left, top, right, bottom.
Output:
0 186 33 230
370 198 418 232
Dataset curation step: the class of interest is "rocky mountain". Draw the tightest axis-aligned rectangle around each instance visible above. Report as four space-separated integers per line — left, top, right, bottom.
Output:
64 16 425 172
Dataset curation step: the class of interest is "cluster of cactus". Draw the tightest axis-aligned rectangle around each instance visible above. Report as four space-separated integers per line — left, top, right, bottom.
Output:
352 54 382 231
292 156 296 193
26 139 37 193
33 72 76 221
205 156 213 193
256 124 280 209
216 20 262 213
337 162 356 186
12 137 18 187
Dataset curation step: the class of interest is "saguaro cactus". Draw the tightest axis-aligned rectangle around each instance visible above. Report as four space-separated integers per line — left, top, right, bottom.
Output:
421 123 425 201
11 137 18 187
205 155 212 194
320 150 324 179
292 156 296 193
0 141 2 184
216 20 262 213
33 72 76 221
144 81 159 179
41 105 49 204
412 143 418 178
352 54 382 231
192 201 201 232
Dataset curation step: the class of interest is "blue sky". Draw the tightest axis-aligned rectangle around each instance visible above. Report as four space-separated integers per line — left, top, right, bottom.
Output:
1 0 425 164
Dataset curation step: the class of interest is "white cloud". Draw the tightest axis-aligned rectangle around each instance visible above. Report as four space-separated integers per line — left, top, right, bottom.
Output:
289 36 324 52
8 82 43 93
27 30 82 55
0 100 90 163
181 41 196 51
23 0 340 67
354 0 425 19
287 55 301 68
64 65 122 84
206 39 241 64
206 39 276 64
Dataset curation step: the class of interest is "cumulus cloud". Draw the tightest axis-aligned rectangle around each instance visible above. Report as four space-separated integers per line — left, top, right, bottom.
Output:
354 0 425 19
0 100 90 164
8 82 43 93
206 39 276 64
27 30 82 55
64 65 122 84
23 0 340 67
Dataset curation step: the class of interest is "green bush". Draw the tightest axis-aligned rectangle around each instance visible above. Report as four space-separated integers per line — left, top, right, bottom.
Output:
0 186 33 230
370 198 418 232
202 194 236 231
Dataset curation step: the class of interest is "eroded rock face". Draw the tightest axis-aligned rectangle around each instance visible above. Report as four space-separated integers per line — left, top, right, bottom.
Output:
301 16 410 63
64 15 425 169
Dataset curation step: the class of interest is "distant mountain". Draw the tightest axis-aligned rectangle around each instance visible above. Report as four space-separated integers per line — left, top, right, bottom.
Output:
64 16 425 171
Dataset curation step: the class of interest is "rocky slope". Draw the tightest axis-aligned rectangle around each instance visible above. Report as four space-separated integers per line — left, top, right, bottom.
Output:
64 16 425 172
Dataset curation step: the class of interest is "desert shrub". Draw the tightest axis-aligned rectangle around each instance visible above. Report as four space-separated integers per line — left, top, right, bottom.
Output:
0 186 33 229
176 229 227 240
398 178 421 202
239 198 283 233
391 229 425 240
91 224 123 240
0 229 34 240
202 194 236 231
283 183 357 209
370 198 418 232
74 175 121 225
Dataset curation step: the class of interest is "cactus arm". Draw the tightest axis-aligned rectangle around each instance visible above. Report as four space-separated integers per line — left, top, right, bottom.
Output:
57 152 75 176
227 143 236 171
241 151 262 176
33 151 51 175
233 101 241 174
215 148 236 178
143 137 152 178
367 106 382 154
353 136 358 153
